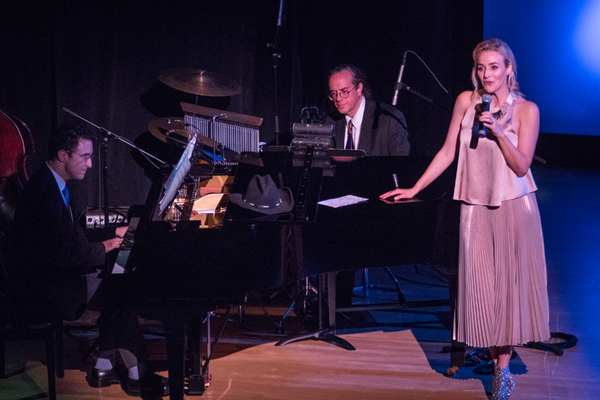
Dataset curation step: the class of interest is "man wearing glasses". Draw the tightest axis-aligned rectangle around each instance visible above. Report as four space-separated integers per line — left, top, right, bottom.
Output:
327 64 410 155
10 123 169 396
327 64 411 307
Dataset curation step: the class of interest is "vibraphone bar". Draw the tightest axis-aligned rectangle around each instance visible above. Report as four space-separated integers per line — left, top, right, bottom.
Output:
181 102 263 154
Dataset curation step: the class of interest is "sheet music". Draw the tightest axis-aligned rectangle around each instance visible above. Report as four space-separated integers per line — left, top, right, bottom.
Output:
158 134 197 214
318 195 369 208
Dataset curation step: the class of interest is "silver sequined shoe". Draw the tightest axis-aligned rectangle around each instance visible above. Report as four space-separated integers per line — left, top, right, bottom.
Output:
491 364 515 400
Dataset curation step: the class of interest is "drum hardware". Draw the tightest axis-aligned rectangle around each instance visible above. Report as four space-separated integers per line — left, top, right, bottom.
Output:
148 117 223 163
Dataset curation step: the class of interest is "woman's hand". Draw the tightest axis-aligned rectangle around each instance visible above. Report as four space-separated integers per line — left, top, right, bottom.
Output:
380 187 418 202
480 111 505 138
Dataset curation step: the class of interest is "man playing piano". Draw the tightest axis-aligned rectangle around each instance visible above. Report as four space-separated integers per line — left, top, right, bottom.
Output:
10 123 168 396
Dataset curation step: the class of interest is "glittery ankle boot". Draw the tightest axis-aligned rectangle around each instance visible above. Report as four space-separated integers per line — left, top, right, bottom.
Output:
491 365 515 400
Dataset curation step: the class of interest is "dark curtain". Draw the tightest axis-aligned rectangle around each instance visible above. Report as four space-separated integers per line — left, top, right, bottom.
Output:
0 0 482 208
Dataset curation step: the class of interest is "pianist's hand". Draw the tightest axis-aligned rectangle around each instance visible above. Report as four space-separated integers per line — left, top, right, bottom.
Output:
379 187 417 202
102 236 124 253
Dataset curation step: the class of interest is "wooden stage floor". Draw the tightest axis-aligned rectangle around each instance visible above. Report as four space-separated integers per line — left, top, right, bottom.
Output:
2 164 599 399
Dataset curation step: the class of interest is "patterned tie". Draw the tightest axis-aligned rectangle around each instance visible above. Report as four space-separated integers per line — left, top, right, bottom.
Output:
345 120 354 150
62 186 70 207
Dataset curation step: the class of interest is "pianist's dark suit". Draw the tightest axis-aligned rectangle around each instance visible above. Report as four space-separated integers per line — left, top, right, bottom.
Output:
11 163 104 320
11 163 147 360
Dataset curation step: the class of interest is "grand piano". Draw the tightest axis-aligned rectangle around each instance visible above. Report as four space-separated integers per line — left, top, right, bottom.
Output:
115 148 461 399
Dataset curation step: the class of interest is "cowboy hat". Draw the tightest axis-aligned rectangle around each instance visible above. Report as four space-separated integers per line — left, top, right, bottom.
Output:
229 174 294 214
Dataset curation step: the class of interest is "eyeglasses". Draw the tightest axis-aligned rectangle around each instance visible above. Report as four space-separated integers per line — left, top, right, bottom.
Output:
69 151 94 162
328 85 358 101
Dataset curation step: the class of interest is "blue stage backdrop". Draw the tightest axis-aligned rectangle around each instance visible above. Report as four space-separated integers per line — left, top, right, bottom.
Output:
485 0 600 136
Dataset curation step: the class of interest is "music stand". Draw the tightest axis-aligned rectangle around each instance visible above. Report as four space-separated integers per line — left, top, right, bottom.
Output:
275 272 355 350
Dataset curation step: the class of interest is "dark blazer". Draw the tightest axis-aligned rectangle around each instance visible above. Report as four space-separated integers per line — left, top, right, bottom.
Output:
11 164 105 320
328 98 411 156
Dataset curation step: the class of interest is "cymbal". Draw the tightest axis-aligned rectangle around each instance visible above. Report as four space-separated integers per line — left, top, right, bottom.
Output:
148 117 221 148
158 68 242 97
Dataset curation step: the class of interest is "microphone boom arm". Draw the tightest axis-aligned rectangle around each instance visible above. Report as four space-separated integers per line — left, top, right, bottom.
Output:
62 107 168 167
391 50 453 114
400 83 452 114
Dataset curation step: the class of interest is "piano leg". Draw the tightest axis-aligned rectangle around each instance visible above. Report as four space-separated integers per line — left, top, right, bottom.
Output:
153 305 229 398
163 319 187 400
187 314 207 395
188 307 230 395
159 306 211 399
327 272 337 332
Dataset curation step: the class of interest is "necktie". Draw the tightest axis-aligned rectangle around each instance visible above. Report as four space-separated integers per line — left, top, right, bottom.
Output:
345 120 354 150
63 186 74 221
62 186 70 207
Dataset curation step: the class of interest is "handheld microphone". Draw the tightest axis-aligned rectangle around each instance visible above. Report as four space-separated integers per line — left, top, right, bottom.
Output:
469 94 492 149
391 52 407 106
478 94 492 138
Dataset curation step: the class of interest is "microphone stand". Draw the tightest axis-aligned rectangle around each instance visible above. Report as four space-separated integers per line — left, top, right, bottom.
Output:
62 107 168 231
268 0 284 146
100 137 109 231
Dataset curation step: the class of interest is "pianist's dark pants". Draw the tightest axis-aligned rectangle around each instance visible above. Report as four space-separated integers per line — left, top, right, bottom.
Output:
94 279 149 362
96 306 148 362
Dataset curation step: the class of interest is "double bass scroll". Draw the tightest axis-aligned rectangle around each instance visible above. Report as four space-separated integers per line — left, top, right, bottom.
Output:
0 110 35 233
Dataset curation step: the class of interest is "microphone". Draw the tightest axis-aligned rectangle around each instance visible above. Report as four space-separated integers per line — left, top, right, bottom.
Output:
391 52 407 106
469 94 492 149
277 0 284 27
478 94 492 138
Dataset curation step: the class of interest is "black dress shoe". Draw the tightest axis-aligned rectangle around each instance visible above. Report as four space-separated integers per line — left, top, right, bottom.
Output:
125 372 169 397
87 368 122 388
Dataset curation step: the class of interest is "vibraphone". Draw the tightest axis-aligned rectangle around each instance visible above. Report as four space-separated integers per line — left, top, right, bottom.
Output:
181 102 263 154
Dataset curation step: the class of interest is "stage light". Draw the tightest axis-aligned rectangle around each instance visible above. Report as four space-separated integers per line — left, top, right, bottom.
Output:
575 0 600 75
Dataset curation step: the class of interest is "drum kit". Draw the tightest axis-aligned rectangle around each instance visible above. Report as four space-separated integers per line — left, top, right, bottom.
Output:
148 68 242 149
151 68 243 225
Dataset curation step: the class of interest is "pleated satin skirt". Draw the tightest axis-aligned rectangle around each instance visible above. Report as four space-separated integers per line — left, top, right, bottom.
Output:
453 192 550 347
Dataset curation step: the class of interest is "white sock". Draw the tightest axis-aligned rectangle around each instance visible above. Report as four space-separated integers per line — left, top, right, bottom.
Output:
128 366 140 380
94 357 113 370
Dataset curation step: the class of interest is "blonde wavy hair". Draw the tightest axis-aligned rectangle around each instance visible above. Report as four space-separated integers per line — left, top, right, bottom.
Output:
471 38 524 98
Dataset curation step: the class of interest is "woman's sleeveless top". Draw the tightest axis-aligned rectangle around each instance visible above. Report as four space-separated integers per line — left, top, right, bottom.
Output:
453 92 537 207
